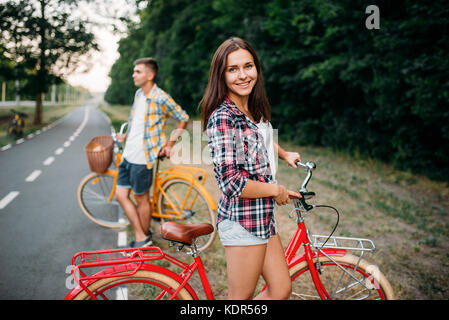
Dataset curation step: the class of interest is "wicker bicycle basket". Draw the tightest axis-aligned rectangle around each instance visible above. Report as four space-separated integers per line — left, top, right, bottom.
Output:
85 136 114 173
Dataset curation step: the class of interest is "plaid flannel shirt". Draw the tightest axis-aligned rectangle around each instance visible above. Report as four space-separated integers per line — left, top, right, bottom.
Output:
207 97 277 240
128 84 189 169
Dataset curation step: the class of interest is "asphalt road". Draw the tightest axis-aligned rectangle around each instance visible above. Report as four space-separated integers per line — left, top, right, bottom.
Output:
0 102 120 299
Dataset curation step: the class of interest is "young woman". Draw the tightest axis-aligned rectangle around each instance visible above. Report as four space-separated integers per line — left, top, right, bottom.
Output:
201 37 302 300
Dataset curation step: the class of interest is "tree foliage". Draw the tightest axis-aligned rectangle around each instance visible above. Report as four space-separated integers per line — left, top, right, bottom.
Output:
105 0 449 181
0 0 98 124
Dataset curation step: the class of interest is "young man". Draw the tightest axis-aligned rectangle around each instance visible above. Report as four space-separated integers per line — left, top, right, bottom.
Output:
116 57 189 248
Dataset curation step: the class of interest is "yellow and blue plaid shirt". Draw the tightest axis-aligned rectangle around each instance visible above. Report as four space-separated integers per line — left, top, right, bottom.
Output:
127 84 189 169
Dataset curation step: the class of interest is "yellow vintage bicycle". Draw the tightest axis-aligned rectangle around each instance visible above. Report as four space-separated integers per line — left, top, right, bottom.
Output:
77 123 217 251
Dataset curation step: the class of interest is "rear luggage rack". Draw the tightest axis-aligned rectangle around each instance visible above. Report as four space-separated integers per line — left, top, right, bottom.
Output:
312 234 376 252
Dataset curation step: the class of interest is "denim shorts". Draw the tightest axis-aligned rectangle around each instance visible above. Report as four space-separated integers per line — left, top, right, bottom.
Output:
217 219 269 246
117 158 153 195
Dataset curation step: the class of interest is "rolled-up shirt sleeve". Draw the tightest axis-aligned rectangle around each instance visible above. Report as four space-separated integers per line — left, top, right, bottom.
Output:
207 110 247 198
160 95 190 122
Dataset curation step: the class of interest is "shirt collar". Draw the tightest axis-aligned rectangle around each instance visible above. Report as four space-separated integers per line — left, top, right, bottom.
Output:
136 83 158 99
223 96 258 128
222 97 241 116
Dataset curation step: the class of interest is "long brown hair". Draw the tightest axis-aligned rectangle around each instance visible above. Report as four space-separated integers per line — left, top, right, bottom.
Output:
200 37 271 131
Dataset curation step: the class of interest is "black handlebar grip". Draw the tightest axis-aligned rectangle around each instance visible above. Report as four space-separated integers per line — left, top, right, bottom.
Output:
298 193 314 211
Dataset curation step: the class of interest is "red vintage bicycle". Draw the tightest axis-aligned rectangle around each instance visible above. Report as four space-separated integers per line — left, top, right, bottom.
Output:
65 161 395 300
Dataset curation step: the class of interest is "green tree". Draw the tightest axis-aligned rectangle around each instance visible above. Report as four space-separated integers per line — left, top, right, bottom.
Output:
105 0 220 115
105 0 449 181
0 0 98 124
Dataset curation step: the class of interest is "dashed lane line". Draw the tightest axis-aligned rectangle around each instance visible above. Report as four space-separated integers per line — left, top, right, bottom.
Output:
25 170 42 182
1 144 11 151
1 106 92 211
43 156 55 166
0 191 20 210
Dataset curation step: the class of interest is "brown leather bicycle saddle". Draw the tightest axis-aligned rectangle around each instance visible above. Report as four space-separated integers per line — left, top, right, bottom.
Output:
161 222 214 246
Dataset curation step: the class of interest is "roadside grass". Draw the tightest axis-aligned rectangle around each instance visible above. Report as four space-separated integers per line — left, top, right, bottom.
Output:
0 104 78 148
103 104 449 300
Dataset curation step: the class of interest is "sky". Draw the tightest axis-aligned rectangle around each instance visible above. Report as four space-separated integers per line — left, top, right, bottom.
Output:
0 0 140 94
66 0 142 94
66 29 120 94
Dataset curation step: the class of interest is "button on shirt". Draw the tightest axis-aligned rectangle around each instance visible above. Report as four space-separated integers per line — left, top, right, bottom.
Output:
207 97 277 240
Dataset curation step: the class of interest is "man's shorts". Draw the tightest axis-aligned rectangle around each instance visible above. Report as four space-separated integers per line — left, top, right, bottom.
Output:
117 158 153 195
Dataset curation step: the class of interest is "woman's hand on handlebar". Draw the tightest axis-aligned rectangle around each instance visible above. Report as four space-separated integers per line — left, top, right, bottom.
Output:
274 184 302 206
283 151 302 168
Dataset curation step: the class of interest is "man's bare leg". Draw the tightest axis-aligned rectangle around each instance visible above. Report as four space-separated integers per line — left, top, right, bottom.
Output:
115 187 147 242
134 192 152 236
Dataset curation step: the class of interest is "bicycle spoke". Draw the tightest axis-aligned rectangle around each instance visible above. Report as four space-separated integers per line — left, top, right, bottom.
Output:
158 179 216 252
79 174 125 227
290 256 388 300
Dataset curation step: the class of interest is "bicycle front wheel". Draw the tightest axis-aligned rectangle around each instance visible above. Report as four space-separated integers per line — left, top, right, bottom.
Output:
157 179 216 252
78 172 129 229
289 253 395 300
71 270 194 300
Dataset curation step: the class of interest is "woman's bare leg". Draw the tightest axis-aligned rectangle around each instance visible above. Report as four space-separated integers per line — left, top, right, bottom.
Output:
224 244 267 300
254 234 291 300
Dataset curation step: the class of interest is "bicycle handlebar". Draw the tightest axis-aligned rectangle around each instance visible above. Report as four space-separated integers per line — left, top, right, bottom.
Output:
111 122 128 152
294 161 317 212
295 160 341 245
119 122 128 134
296 161 316 192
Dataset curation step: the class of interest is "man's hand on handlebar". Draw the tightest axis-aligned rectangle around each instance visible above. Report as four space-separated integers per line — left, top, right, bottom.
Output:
116 133 127 144
158 144 172 159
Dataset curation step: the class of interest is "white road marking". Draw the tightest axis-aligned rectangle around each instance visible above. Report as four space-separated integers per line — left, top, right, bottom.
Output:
118 217 127 247
43 156 55 166
63 141 71 147
27 133 34 139
118 231 127 247
1 144 11 151
55 147 64 155
16 138 25 144
25 170 42 182
115 287 128 300
0 191 20 210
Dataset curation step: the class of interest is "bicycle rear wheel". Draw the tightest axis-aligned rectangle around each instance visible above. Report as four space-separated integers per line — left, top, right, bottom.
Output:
289 254 395 300
71 270 194 300
157 179 216 252
78 172 129 229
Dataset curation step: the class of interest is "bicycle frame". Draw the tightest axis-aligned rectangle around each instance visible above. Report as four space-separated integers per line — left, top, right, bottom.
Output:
88 142 216 220
282 213 346 300
65 214 348 301
71 158 389 300
65 245 214 300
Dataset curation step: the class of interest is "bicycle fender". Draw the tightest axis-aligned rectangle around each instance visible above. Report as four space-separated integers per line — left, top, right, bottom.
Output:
64 263 198 300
